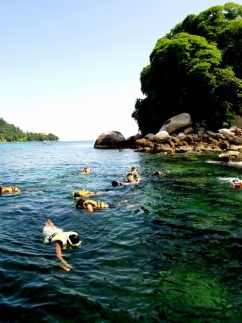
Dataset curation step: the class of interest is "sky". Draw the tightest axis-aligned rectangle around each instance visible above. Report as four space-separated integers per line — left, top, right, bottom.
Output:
1 0 241 141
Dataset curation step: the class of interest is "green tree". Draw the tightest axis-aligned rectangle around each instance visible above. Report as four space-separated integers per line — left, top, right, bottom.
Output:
0 117 26 141
0 133 6 142
132 2 242 134
47 133 59 141
0 118 59 142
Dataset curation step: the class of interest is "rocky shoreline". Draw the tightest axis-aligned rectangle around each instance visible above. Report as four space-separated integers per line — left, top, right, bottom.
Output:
94 113 242 162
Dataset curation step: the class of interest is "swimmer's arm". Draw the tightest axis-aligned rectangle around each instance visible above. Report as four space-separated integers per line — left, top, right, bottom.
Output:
55 242 72 269
85 204 94 212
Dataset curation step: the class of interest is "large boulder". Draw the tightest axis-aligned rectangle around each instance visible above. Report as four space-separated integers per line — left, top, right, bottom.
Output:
218 128 235 138
144 133 155 141
153 131 170 142
126 133 142 141
159 113 192 134
231 115 242 128
134 138 154 148
94 131 125 148
218 150 240 162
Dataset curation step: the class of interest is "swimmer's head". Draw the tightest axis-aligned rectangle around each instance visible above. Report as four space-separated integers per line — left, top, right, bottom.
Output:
76 198 85 209
68 234 81 246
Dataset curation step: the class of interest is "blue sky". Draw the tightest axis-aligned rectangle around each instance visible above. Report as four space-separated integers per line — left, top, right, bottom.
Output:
1 0 239 141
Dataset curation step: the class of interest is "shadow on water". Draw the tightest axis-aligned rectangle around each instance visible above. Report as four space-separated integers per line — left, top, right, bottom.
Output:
0 143 242 322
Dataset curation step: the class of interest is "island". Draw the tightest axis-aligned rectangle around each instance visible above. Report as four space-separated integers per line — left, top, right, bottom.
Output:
0 117 59 142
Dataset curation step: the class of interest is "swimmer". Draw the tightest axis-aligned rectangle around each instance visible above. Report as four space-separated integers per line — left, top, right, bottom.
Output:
150 170 170 177
80 166 92 174
111 180 124 186
125 173 142 183
76 198 139 212
76 198 109 212
231 178 242 188
43 219 81 271
130 167 139 179
72 189 95 198
0 185 20 194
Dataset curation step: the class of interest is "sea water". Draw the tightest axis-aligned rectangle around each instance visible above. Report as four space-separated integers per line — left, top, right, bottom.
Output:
0 141 242 323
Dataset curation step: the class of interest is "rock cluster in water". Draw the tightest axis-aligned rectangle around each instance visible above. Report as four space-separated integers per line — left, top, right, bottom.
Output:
94 113 242 162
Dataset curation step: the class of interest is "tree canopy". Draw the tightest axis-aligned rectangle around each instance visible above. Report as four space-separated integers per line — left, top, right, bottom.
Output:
132 2 242 134
0 118 59 142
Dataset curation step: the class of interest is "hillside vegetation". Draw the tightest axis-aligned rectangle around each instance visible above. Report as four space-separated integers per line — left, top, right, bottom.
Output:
0 118 59 142
132 2 242 134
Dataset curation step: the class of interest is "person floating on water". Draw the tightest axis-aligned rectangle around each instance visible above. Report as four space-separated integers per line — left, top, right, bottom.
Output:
0 185 20 194
125 172 142 183
76 198 139 212
231 178 242 188
72 188 95 198
80 166 92 174
150 170 170 177
130 167 139 179
112 167 142 186
123 167 142 183
76 198 109 212
43 219 81 271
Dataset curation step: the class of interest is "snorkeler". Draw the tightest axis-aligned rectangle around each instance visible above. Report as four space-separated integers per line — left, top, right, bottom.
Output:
150 170 170 177
72 189 95 198
80 166 92 174
76 198 139 212
43 219 81 271
130 167 139 179
125 173 142 183
0 185 20 194
76 198 109 212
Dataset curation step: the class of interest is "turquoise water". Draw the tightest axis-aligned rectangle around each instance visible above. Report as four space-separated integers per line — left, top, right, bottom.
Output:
0 141 242 323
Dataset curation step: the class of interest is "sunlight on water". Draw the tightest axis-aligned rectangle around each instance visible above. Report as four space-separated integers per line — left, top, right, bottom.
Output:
0 142 242 322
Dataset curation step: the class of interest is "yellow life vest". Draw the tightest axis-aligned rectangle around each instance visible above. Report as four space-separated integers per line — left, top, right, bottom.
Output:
51 231 81 247
0 186 20 194
73 189 95 198
83 199 108 209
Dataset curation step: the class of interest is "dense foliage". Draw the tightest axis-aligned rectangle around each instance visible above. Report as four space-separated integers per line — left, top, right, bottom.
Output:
132 2 242 134
0 118 59 142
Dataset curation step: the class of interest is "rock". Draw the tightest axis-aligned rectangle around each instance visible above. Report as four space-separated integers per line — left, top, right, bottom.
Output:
218 140 230 150
178 132 185 138
208 138 220 146
182 135 194 144
153 131 170 142
159 113 192 134
229 145 242 151
144 133 155 140
230 126 242 136
231 115 242 128
194 120 208 137
154 142 173 153
134 147 153 152
218 128 235 138
126 133 142 141
183 126 194 135
94 131 125 148
94 114 242 160
134 138 154 148
197 127 206 136
170 136 180 144
176 146 194 153
194 142 206 151
230 138 242 145
218 150 240 162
